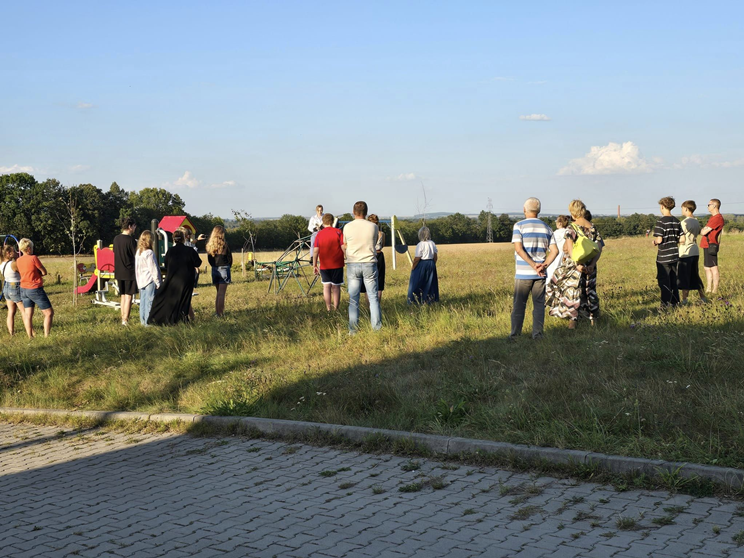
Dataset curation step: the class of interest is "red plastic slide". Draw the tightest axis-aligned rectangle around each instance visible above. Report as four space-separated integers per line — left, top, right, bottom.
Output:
75 272 99 295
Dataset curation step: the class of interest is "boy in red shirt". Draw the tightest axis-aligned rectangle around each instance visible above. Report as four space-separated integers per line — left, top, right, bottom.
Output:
312 213 345 311
700 198 724 294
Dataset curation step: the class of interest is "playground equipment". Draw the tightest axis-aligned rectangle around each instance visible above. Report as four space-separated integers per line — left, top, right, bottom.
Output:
154 216 196 266
76 215 199 309
75 242 121 308
388 215 413 270
254 215 412 296
256 234 319 295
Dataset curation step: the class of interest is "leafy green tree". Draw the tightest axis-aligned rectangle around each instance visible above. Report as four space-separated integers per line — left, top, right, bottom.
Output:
127 188 186 229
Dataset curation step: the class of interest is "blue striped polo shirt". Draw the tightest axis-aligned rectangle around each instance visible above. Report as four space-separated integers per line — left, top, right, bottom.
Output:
512 218 555 280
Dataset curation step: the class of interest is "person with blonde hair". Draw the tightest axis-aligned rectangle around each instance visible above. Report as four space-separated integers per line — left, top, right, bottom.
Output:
16 238 54 337
546 199 603 328
407 226 440 304
147 228 203 325
1 244 23 336
135 230 161 325
206 225 232 317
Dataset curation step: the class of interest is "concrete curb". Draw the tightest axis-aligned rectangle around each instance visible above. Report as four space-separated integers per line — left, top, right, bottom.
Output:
2 407 742 489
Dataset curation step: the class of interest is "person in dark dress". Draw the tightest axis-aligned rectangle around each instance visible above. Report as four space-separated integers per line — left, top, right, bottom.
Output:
147 229 202 325
113 217 137 326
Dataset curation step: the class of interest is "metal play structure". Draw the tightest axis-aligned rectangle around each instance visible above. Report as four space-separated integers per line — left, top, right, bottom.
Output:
256 234 319 295
255 215 412 296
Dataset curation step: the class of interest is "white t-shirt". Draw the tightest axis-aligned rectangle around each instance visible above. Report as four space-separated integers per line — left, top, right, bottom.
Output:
415 240 437 260
308 214 324 233
546 228 568 282
343 219 378 263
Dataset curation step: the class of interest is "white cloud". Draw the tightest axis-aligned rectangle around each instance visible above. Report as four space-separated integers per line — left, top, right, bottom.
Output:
491 76 514 82
69 164 91 172
387 173 419 181
207 180 236 189
0 164 35 174
166 172 237 190
76 101 94 109
558 141 657 175
527 80 547 85
519 114 551 121
673 154 744 169
166 170 201 189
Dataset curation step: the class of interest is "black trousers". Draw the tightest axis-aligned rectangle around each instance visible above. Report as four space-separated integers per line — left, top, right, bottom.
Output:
656 261 680 305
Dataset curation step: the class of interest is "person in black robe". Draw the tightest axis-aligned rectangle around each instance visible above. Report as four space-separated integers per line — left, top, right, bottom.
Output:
148 229 202 325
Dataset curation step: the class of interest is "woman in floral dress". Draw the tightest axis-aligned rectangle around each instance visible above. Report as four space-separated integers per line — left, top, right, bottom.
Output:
546 200 603 329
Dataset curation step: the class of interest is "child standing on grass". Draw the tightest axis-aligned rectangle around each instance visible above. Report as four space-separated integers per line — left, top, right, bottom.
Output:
16 238 54 338
678 200 707 304
1 245 23 336
653 197 682 308
135 230 161 326
546 215 570 285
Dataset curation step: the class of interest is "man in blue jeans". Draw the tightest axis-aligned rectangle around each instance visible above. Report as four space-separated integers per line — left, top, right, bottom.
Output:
510 197 558 340
342 201 382 333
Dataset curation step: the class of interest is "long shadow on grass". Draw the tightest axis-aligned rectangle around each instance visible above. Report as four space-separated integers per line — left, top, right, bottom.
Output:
215 300 744 469
3 289 743 467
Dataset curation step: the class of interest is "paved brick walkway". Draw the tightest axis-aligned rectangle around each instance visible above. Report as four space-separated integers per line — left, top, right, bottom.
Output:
1 423 743 557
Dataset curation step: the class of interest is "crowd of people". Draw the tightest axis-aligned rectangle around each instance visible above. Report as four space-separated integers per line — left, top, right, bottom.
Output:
309 201 439 333
0 196 726 338
508 196 725 340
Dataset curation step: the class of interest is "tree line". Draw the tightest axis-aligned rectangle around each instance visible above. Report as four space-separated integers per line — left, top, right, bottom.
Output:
1 172 741 254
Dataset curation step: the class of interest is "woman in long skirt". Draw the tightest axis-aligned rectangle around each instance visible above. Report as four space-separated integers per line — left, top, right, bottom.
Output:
148 228 203 325
407 226 439 304
546 200 602 328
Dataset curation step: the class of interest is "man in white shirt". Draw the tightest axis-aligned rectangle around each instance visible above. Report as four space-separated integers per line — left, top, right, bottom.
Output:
308 205 324 233
342 201 381 333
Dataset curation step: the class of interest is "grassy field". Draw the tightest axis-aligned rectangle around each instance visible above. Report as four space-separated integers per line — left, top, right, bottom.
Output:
1 236 743 469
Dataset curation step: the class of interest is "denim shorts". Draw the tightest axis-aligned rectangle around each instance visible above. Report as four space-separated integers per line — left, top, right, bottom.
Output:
3 281 22 303
20 287 52 310
212 266 231 286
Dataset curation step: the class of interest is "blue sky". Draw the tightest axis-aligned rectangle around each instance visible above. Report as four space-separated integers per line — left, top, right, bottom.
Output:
2 1 742 218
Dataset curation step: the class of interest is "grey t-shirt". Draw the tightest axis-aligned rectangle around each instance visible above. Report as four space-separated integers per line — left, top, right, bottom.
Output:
343 219 378 264
679 217 700 258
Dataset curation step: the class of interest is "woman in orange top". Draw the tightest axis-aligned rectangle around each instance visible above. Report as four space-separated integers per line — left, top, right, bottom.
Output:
15 238 54 338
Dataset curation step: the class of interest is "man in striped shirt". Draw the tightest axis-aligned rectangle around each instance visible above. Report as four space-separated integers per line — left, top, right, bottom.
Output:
510 197 558 340
653 196 682 307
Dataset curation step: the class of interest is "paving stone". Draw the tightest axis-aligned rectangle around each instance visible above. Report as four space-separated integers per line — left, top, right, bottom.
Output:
0 422 741 558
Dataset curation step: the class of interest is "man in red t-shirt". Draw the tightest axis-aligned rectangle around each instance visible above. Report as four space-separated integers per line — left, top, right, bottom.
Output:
700 198 724 294
312 213 345 311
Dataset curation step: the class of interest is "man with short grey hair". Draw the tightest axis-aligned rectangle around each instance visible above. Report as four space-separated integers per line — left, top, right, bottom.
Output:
510 198 558 340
